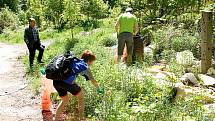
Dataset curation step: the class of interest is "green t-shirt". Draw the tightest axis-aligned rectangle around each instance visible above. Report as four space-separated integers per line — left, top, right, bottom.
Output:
118 13 137 34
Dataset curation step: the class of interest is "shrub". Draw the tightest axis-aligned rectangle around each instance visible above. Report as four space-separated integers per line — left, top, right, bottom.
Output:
100 34 117 47
64 37 79 51
17 10 28 25
170 32 200 58
160 49 176 62
0 28 23 43
0 7 19 33
80 19 101 31
140 26 153 46
80 0 109 19
152 26 200 60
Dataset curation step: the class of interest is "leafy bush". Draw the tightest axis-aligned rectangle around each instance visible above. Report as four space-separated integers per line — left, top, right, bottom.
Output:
170 32 200 58
0 0 19 12
140 26 153 46
64 37 79 51
80 19 101 31
160 49 176 62
0 7 19 33
0 28 23 43
152 26 200 60
109 7 121 18
17 10 28 25
80 0 108 19
100 34 117 47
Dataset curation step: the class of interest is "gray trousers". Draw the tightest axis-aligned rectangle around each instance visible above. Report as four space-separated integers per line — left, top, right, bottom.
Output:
118 32 133 64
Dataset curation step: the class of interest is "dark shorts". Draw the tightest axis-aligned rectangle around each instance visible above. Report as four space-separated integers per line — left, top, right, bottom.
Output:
118 32 133 56
53 81 81 97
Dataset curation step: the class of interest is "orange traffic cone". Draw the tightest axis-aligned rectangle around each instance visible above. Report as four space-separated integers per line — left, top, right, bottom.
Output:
41 76 53 121
41 75 53 111
42 89 51 111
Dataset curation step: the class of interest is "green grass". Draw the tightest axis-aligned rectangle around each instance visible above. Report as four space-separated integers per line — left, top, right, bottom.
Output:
0 27 59 44
0 28 24 44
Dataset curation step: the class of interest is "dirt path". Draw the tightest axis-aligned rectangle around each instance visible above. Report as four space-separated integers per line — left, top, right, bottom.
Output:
0 42 52 121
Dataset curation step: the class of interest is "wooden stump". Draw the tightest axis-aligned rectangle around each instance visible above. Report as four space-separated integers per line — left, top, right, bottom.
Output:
133 35 144 63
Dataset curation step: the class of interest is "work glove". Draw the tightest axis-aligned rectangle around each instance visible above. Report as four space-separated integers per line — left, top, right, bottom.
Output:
40 68 46 75
96 87 105 94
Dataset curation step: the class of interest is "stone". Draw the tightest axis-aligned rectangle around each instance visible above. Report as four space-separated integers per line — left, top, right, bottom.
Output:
207 67 215 75
198 74 215 86
176 50 194 65
175 86 215 104
180 73 199 86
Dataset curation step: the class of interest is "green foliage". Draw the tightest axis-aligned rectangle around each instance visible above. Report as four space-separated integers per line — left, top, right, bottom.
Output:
160 49 176 62
0 28 23 43
80 19 102 31
17 10 28 25
78 0 109 31
64 37 79 51
0 7 19 33
100 33 117 47
63 0 81 29
170 32 200 58
109 6 121 18
140 26 153 46
26 0 45 28
44 0 65 29
152 25 200 62
80 0 109 19
0 0 19 12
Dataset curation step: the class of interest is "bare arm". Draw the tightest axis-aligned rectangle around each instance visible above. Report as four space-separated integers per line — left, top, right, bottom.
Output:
115 21 120 35
133 22 138 35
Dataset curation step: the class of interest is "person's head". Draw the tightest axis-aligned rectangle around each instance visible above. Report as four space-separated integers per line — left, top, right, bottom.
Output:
81 50 96 65
125 7 133 13
29 18 36 28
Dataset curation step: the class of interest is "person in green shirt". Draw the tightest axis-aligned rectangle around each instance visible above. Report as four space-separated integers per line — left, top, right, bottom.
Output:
115 7 138 65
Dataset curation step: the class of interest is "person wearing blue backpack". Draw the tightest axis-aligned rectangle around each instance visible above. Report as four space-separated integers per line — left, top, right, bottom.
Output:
52 50 104 121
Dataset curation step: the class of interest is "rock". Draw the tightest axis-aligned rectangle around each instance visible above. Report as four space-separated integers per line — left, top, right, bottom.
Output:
176 50 194 65
175 82 185 87
79 31 91 36
198 74 215 86
207 67 215 75
155 72 167 79
144 46 153 56
147 65 165 74
175 86 215 104
180 73 199 86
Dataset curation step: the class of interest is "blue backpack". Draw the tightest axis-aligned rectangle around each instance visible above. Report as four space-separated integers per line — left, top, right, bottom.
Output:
63 58 88 84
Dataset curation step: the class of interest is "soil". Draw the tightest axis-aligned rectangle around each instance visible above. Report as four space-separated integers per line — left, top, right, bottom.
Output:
0 42 52 121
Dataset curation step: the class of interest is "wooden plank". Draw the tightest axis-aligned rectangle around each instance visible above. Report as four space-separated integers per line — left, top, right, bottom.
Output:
201 10 213 73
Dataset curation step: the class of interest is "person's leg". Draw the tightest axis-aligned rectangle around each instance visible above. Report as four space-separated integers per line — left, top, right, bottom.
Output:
53 81 68 121
75 90 84 120
36 44 44 63
29 48 36 67
55 95 69 121
125 33 134 66
118 33 126 63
